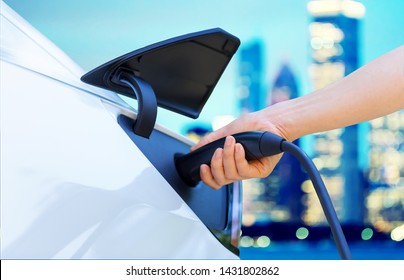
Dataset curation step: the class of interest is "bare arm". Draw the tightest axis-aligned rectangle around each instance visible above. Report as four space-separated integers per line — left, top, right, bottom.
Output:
193 45 404 189
273 45 404 141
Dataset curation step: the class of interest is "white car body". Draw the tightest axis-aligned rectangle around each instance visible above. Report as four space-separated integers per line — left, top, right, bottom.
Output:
0 1 239 259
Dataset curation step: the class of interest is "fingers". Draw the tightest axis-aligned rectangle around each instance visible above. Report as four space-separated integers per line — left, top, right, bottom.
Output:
199 136 283 189
222 136 239 180
199 136 251 189
199 136 237 189
234 142 250 178
199 147 229 190
200 164 222 190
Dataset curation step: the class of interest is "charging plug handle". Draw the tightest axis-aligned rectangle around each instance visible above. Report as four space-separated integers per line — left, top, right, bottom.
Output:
175 131 285 186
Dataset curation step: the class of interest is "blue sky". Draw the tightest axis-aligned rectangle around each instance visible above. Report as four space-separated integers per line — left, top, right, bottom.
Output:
4 0 404 134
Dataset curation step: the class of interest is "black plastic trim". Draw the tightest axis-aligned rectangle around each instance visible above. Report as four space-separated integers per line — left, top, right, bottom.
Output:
117 71 157 138
81 28 240 119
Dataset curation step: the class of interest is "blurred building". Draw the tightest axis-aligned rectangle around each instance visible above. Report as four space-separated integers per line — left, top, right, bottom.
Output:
238 40 266 114
267 64 307 224
306 0 366 225
366 113 404 240
236 40 266 228
237 0 403 247
241 62 307 229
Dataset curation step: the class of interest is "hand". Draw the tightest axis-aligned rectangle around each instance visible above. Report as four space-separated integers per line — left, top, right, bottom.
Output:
191 111 287 189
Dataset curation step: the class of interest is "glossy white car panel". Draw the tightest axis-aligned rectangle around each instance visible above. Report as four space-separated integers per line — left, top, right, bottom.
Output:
0 1 238 259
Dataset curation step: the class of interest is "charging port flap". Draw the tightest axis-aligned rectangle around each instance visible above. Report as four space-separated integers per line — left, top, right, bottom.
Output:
81 28 240 137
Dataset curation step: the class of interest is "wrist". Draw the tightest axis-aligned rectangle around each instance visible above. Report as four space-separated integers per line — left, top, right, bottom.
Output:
255 93 320 142
251 100 300 142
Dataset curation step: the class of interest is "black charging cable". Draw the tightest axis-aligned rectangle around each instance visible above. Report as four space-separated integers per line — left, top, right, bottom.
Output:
281 141 352 260
175 131 352 259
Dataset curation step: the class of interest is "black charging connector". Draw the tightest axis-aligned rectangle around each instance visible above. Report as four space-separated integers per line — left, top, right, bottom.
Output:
175 131 352 260
175 131 285 186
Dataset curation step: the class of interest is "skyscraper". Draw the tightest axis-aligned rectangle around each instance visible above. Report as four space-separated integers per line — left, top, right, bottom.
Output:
238 40 265 114
366 104 404 240
237 40 270 228
268 63 307 224
307 0 366 224
237 41 307 229
240 61 307 230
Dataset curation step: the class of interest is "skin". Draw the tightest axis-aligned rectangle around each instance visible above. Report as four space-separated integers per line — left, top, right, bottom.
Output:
192 45 404 190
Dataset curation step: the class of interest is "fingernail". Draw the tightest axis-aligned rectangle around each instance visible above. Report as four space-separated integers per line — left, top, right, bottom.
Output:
200 164 207 174
235 143 244 155
225 136 233 147
214 148 222 158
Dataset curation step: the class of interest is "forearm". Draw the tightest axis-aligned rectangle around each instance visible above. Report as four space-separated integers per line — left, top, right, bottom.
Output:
266 45 404 141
